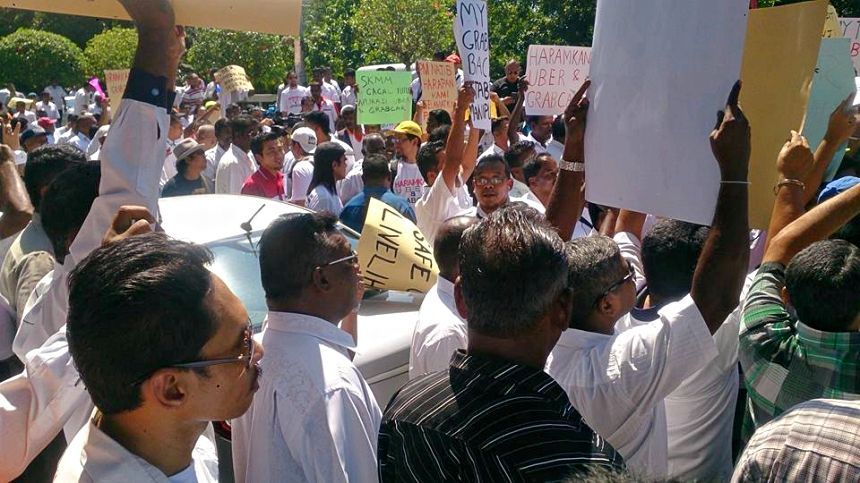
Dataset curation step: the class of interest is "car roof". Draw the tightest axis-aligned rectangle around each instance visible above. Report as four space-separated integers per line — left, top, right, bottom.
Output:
158 194 311 243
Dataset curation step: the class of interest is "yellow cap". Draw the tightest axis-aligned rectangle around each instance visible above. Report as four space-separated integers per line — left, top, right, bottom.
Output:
390 120 423 139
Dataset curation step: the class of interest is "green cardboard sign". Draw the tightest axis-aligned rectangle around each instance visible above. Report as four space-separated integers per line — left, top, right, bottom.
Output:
357 70 413 125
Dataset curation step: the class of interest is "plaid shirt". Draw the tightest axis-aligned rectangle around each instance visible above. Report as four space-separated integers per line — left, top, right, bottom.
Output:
739 262 860 443
732 398 860 482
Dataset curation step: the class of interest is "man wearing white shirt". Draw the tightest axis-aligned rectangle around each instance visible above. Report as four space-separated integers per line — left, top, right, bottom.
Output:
215 116 258 194
204 119 232 181
409 216 476 378
458 155 545 219
305 111 355 179
286 127 318 205
232 212 381 483
62 113 96 153
35 92 59 121
159 114 184 187
338 134 387 205
340 69 357 108
43 82 67 118
478 116 509 161
309 82 339 133
318 67 341 106
519 117 553 154
545 116 565 162
277 71 309 116
545 83 752 478
13 101 37 125
72 85 92 116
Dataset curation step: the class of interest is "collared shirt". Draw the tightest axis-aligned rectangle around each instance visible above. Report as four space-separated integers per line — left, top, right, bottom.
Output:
457 195 546 220
732 398 860 482
203 144 228 181
65 131 92 153
307 185 344 217
44 85 67 109
288 156 315 203
35 101 59 120
241 169 285 200
311 98 339 132
546 295 719 479
214 144 255 195
546 139 565 162
414 176 473 246
340 186 416 233
0 215 54 319
519 132 551 154
232 312 382 483
379 350 625 481
408 277 465 378
739 262 860 444
478 143 504 161
55 421 218 483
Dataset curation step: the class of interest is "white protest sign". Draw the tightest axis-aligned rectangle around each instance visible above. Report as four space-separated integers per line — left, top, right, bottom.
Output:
585 0 749 226
525 45 592 116
454 0 491 132
840 18 860 74
215 66 254 94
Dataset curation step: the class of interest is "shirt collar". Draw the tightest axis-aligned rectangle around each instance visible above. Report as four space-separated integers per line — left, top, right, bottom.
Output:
364 186 389 196
796 321 860 355
449 350 569 404
67 421 174 482
555 327 613 349
436 277 455 298
265 311 357 351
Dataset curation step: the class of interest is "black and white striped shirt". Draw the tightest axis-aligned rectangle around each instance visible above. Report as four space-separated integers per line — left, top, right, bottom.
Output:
378 350 624 482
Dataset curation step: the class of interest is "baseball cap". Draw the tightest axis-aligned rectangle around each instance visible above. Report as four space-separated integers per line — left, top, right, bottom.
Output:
37 117 56 128
173 138 206 162
20 126 47 145
445 54 461 64
291 127 317 154
390 121 423 139
818 176 860 204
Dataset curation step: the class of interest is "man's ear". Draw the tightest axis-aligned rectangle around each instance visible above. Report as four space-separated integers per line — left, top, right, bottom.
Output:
312 266 333 293
454 276 468 320
144 370 188 409
595 293 616 319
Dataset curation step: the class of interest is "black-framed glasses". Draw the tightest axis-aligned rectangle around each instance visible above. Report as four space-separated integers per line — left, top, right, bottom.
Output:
316 251 358 270
593 261 635 307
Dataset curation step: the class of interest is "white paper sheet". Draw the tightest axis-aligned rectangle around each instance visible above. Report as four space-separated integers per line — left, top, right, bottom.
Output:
454 0 491 132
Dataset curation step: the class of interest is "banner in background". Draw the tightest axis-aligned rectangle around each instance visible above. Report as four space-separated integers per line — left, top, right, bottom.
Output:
417 61 457 116
839 18 860 74
104 69 130 116
525 45 592 116
356 70 413 125
215 65 254 94
454 0 491 131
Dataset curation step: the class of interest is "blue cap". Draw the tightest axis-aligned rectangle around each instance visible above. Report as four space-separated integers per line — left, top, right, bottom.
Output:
818 176 860 204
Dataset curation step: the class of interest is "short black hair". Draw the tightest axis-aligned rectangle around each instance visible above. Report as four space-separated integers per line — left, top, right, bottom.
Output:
214 118 231 137
362 154 391 185
361 133 387 158
566 236 624 326
786 240 860 332
474 154 511 178
67 233 216 415
259 212 341 304
250 131 282 157
505 141 535 169
523 155 544 186
344 68 356 77
24 144 87 211
41 162 101 264
428 109 452 127
491 117 508 135
641 219 710 300
230 115 257 136
305 111 331 135
434 216 477 281
428 125 450 143
551 116 566 141
417 141 445 184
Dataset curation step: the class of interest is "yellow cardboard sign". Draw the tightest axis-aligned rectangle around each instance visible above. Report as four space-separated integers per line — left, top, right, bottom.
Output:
104 69 130 117
417 61 457 116
0 0 302 37
823 4 841 38
215 66 254 94
740 0 827 229
358 198 438 293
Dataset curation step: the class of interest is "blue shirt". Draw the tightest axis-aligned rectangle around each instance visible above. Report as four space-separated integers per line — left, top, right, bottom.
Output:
340 186 416 233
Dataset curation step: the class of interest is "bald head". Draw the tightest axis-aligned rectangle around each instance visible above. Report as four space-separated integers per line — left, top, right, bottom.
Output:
196 124 216 150
435 216 479 282
362 133 386 158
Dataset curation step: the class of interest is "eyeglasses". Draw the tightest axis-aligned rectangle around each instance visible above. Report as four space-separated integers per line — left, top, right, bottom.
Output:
316 251 359 270
170 320 255 370
475 177 508 187
593 261 635 307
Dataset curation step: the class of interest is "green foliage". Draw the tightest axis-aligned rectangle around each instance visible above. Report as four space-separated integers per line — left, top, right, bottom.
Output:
0 8 131 48
757 0 858 16
303 0 362 77
186 29 294 93
351 0 455 66
0 28 88 93
83 27 137 79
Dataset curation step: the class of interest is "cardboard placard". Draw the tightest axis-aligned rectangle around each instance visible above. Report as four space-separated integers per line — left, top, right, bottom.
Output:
215 65 254 94
839 18 860 74
0 0 302 37
525 45 592 116
741 1 827 228
104 69 130 116
358 198 438 293
356 70 413 125
454 0 491 132
416 61 457 116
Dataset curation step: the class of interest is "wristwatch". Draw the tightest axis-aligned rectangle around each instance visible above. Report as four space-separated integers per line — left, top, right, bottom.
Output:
559 159 585 172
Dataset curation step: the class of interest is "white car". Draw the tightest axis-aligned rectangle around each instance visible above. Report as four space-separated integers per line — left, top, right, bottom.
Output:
158 194 421 408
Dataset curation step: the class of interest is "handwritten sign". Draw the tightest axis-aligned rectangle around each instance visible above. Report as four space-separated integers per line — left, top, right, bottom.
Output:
525 45 592 116
416 61 457 116
104 69 129 116
358 198 438 293
356 70 412 125
215 65 254 94
454 0 491 131
823 5 840 38
840 18 860 75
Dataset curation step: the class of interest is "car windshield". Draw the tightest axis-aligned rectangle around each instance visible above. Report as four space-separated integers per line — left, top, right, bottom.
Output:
206 228 360 330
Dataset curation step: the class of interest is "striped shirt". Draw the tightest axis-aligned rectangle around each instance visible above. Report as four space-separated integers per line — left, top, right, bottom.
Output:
378 350 624 482
732 398 860 482
739 262 860 444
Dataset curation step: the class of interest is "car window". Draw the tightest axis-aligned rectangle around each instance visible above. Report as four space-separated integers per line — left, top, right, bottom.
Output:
206 228 360 331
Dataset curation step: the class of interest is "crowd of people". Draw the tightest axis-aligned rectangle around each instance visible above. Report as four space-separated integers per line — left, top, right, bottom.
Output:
0 1 860 482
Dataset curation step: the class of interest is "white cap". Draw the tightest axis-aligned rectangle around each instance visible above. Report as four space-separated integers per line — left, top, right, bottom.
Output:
291 127 317 154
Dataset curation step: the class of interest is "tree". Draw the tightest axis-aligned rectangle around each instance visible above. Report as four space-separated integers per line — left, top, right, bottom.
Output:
0 29 88 93
302 0 363 77
351 0 455 66
185 29 294 93
83 27 137 79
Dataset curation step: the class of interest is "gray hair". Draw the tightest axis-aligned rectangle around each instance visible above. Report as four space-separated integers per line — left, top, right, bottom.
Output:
566 236 622 326
458 205 568 338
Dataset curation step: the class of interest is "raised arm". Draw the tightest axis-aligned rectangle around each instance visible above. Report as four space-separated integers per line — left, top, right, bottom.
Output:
0 145 32 238
763 131 814 253
545 80 590 241
692 81 751 334
507 78 528 147
803 94 858 205
441 84 475 192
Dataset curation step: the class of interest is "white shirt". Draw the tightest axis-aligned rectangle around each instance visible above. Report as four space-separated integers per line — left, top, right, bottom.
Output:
307 185 344 217
545 294 719 479
44 85 67 109
311 99 338 132
73 88 90 115
278 85 309 115
338 162 364 204
65 131 92 153
457 195 545 220
288 157 314 203
546 139 564 162
392 162 425 207
408 278 466 379
35 101 59 120
231 312 382 483
214 145 255 194
519 132 550 154
55 421 218 483
414 176 473 246
322 81 341 104
341 86 357 108
16 111 37 124
203 144 228 182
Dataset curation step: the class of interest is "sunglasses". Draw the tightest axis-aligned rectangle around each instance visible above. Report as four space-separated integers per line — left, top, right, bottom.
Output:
593 261 635 307
170 320 255 370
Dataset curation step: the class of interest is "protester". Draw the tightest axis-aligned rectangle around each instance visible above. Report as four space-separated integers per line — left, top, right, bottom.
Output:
286 127 318 205
215 116 258 194
379 206 624 479
204 118 232 181
338 133 387 204
308 81 338 132
60 112 95 153
304 111 355 174
336 105 364 162
86 125 110 160
35 92 59 121
196 123 216 151
389 121 426 206
478 115 510 160
339 153 415 232
546 116 566 161
161 138 213 197
523 152 559 207
490 59 521 111
37 118 56 144
341 69 357 108
19 126 48 155
232 212 379 483
503 140 537 199
72 83 93 116
13 101 36 124
241 131 285 200
43 82 67 119
306 142 347 216
53 114 76 144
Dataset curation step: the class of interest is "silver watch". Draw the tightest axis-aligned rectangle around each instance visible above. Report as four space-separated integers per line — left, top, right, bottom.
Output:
559 160 585 172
